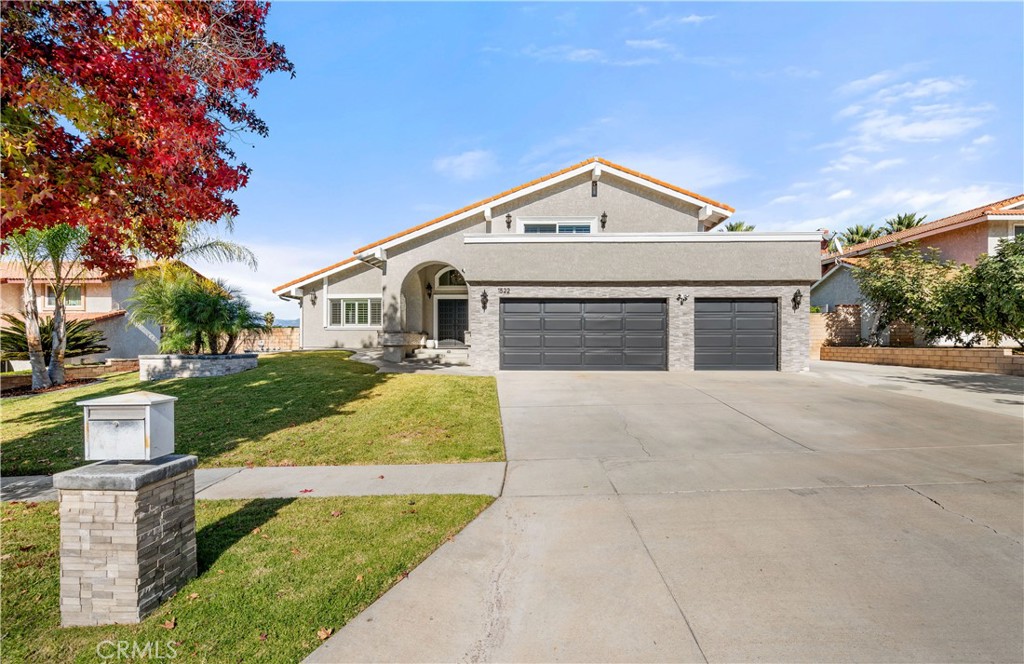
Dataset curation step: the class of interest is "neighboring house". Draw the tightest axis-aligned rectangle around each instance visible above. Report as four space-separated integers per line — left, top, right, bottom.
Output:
811 194 1024 341
273 157 822 372
0 261 177 364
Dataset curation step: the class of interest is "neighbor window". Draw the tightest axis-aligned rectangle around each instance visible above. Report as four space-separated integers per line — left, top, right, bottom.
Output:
46 285 83 309
329 298 382 327
523 223 591 234
1015 225 1024 238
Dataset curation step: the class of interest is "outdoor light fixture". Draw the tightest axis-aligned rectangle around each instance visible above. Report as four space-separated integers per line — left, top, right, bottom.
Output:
425 283 433 300
600 212 608 230
481 290 489 311
792 290 803 310
505 213 512 230
309 291 317 306
591 181 598 197
676 294 689 305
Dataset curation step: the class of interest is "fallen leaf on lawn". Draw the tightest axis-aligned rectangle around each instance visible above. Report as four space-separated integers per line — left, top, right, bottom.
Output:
290 548 300 555
217 570 225 575
244 461 254 469
399 571 410 580
251 527 261 534
330 510 342 518
260 534 270 540
25 502 37 508
299 489 314 494
51 509 59 516
18 545 35 552
258 632 268 642
188 593 199 601
162 618 176 630
355 574 363 583
317 627 333 641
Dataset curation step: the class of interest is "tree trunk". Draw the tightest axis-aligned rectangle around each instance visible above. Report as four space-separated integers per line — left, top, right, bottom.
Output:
21 280 52 390
207 331 219 355
48 296 68 385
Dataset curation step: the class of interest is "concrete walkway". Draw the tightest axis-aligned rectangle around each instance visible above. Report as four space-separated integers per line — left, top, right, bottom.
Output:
0 462 506 502
307 368 1023 663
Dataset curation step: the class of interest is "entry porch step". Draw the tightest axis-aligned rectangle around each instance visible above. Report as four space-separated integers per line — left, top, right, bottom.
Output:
407 348 470 366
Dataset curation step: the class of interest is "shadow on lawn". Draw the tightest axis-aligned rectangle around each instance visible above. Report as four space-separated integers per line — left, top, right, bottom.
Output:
1 352 391 476
196 498 296 572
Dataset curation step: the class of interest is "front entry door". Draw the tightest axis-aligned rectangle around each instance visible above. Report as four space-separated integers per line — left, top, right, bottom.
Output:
437 299 468 345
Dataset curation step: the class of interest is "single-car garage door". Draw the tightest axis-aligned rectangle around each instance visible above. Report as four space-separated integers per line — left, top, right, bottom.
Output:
694 299 778 370
500 299 666 370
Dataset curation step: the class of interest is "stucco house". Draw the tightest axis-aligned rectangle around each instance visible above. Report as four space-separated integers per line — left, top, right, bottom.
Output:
811 194 1024 341
274 157 822 372
0 261 175 364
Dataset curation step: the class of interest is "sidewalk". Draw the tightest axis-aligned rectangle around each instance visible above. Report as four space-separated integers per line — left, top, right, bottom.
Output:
0 462 506 502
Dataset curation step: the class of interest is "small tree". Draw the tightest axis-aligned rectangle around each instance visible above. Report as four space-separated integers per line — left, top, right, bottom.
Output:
852 243 959 345
2 229 50 389
0 314 109 365
971 236 1024 347
41 224 90 385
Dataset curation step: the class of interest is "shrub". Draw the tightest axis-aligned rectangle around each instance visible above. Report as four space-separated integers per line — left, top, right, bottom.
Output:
0 314 109 364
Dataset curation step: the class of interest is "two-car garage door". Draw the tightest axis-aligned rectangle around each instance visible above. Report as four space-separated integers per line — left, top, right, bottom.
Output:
498 298 778 371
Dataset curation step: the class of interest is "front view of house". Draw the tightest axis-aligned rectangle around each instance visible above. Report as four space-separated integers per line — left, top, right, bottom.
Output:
274 158 821 372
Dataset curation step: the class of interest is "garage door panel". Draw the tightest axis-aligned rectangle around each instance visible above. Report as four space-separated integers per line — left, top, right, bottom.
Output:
503 318 542 331
543 336 583 348
543 318 582 331
694 299 778 371
500 299 666 371
503 302 541 314
585 317 624 331
543 302 583 314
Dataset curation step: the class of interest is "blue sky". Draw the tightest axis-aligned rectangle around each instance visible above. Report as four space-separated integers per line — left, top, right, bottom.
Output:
201 2 1024 318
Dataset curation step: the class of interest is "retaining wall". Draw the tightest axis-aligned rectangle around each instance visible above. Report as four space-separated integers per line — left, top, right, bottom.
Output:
820 346 1024 376
139 354 257 381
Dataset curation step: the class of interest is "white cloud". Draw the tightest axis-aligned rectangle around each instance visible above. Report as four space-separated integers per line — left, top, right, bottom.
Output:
782 66 821 79
648 14 715 29
868 158 905 172
837 70 903 96
852 107 986 146
872 77 969 104
432 150 497 181
769 194 801 205
521 44 658 67
821 154 869 173
625 39 672 51
972 134 994 145
828 189 854 201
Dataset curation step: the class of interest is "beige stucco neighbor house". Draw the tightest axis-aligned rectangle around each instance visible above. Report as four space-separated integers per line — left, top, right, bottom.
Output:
1 262 167 364
811 194 1024 340
273 157 823 372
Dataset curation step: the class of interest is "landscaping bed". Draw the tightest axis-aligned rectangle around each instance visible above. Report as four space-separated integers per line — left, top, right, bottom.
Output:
0 495 493 663
1 351 505 476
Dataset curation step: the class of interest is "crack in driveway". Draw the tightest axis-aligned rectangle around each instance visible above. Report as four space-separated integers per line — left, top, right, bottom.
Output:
904 485 1022 545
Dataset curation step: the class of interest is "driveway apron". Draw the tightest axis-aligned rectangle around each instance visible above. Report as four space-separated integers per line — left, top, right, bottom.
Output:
307 369 1023 663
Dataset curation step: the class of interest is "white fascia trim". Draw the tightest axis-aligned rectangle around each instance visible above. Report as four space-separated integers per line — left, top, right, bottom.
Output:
365 162 734 254
464 232 821 244
991 214 1024 221
1003 200 1024 211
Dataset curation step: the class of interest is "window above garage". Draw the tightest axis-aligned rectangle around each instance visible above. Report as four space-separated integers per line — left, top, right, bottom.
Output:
517 216 595 234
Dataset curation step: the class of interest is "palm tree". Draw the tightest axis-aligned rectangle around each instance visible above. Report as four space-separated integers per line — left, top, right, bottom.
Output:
882 212 927 235
840 224 883 247
161 218 258 269
720 221 756 232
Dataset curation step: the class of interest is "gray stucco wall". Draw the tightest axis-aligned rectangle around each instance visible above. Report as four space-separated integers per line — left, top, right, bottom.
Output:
467 284 810 373
299 263 383 349
73 278 160 363
810 266 864 310
461 238 821 283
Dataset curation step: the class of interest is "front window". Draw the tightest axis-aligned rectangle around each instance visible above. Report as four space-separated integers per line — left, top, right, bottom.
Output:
523 223 591 234
46 285 83 309
438 269 466 287
329 298 382 327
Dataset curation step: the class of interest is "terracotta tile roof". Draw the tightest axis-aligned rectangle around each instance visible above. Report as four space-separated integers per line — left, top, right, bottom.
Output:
66 310 126 323
272 256 358 294
0 259 193 283
274 157 735 293
352 157 734 256
826 193 1024 259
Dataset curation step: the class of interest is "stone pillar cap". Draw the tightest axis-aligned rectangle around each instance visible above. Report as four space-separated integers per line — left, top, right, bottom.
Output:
53 455 198 491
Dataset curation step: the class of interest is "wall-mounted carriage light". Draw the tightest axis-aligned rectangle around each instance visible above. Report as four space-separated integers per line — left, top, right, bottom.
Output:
481 290 489 311
600 212 608 230
425 283 433 300
505 214 512 230
308 291 317 306
792 290 803 311
676 293 689 305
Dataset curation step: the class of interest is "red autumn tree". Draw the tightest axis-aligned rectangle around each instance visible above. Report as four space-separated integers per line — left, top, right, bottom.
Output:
1 0 291 387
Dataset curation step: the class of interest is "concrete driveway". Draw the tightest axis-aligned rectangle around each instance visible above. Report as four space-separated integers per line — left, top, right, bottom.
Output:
308 367 1023 663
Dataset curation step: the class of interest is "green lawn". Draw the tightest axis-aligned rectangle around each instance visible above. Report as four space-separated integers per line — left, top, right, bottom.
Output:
1 495 493 663
1 351 504 476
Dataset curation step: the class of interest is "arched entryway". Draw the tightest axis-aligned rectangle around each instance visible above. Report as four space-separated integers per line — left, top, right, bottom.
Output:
433 267 468 347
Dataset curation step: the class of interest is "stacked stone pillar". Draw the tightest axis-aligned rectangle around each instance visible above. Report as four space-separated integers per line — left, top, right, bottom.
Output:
53 455 198 626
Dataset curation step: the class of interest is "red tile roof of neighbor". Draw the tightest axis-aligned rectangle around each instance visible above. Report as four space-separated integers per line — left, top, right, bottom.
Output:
0 259 200 283
273 157 735 293
826 193 1024 259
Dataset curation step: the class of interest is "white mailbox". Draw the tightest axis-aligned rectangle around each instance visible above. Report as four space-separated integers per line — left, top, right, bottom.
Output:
78 391 177 461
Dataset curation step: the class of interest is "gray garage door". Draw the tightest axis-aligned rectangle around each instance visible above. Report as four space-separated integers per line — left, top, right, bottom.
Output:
694 299 778 370
500 299 667 370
